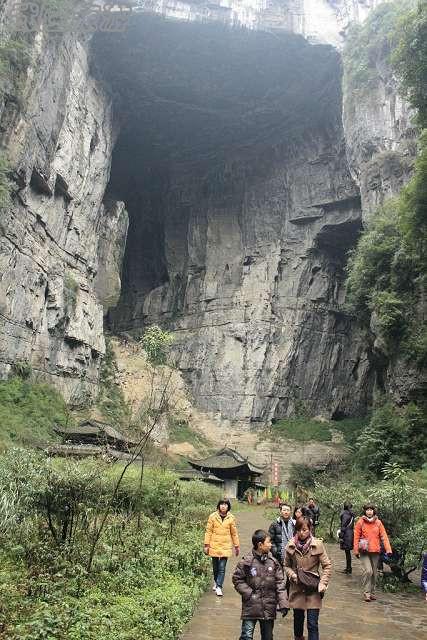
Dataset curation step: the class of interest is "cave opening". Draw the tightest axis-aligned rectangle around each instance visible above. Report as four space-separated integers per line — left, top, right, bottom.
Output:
90 14 352 333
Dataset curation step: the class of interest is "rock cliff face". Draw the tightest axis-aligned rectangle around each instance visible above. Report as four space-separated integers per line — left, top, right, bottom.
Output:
0 3 128 400
102 14 372 422
342 24 420 406
137 0 382 47
0 1 414 419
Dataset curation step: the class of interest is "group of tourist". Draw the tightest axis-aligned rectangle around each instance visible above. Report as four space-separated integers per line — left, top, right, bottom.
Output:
203 497 426 640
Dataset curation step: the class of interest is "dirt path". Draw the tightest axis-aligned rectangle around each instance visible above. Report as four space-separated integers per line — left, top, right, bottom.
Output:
180 506 427 639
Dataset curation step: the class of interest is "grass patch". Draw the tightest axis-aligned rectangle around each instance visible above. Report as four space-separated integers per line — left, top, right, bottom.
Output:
168 419 211 451
268 417 332 442
0 377 69 449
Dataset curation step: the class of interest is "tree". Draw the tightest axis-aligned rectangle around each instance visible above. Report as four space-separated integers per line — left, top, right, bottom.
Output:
355 402 427 476
392 0 427 127
86 327 175 569
140 325 174 366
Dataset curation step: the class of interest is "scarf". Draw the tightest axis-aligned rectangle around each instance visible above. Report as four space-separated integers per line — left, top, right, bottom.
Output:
362 515 377 523
293 534 312 554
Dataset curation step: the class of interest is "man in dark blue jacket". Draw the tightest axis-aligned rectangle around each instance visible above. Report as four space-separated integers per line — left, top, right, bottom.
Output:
268 502 294 563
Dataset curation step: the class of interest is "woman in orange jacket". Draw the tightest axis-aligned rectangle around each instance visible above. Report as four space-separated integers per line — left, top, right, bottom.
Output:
353 503 392 602
204 499 240 597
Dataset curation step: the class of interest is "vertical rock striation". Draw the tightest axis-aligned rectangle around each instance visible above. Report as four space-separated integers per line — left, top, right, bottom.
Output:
0 7 128 399
0 1 417 422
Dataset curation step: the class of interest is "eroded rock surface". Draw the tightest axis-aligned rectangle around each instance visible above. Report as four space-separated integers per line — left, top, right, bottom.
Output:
0 11 128 399
0 1 419 420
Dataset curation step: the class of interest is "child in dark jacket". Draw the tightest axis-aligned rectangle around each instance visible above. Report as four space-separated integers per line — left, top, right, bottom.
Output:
232 529 288 640
422 551 427 602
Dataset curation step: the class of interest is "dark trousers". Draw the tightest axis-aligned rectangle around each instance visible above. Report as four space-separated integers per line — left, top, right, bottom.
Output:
240 619 274 640
212 557 227 588
345 549 352 570
294 608 319 640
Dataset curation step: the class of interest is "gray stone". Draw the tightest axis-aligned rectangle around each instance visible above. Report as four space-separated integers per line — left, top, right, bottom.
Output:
0 0 422 421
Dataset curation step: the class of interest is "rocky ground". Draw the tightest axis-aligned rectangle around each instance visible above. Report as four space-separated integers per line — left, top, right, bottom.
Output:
111 336 345 480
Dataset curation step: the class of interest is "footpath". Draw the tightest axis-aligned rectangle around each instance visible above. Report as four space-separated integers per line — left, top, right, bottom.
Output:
180 506 427 640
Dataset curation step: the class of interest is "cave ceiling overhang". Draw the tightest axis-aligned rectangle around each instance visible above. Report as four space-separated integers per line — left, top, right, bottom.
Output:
91 13 343 183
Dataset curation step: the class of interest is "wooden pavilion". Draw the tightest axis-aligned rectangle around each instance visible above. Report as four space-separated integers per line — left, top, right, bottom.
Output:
48 419 140 461
186 447 265 499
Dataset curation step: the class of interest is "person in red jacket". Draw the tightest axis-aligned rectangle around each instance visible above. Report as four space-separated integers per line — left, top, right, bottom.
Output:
353 503 392 602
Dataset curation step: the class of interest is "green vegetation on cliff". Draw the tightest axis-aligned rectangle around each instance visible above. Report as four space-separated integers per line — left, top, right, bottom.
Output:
0 377 68 449
343 0 416 98
97 336 131 428
345 0 427 368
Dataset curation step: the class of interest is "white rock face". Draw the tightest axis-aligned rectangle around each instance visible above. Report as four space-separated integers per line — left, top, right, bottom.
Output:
0 14 128 399
0 0 418 420
119 125 371 423
138 0 384 46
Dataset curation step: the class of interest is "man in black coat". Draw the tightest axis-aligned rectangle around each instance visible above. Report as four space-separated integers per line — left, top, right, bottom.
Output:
339 502 355 573
268 502 295 563
305 497 320 535
232 529 288 640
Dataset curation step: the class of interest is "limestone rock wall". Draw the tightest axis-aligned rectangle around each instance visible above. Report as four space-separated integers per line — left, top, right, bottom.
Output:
140 0 383 46
128 125 373 422
0 7 127 400
0 0 417 422
343 64 417 219
342 46 421 406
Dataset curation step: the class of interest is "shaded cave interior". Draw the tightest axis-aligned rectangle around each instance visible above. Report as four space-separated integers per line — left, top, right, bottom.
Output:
90 15 361 334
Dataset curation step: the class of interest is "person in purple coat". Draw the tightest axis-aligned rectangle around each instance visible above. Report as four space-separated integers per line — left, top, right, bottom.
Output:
422 551 427 602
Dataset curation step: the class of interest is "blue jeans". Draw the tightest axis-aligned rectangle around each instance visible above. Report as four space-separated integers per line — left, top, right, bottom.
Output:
294 609 319 640
212 557 227 588
240 619 274 640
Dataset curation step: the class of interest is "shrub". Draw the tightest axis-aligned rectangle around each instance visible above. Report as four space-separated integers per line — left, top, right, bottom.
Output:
11 360 32 379
97 337 130 427
63 273 79 318
0 38 30 99
332 416 370 447
140 325 174 366
0 450 216 639
355 401 427 476
288 463 322 489
315 465 426 581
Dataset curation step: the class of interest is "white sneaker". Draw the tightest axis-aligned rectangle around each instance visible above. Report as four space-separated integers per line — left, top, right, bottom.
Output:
215 586 223 596
212 582 217 591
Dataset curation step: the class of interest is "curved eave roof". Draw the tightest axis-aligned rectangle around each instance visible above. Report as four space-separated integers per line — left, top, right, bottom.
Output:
188 446 265 475
188 460 264 477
